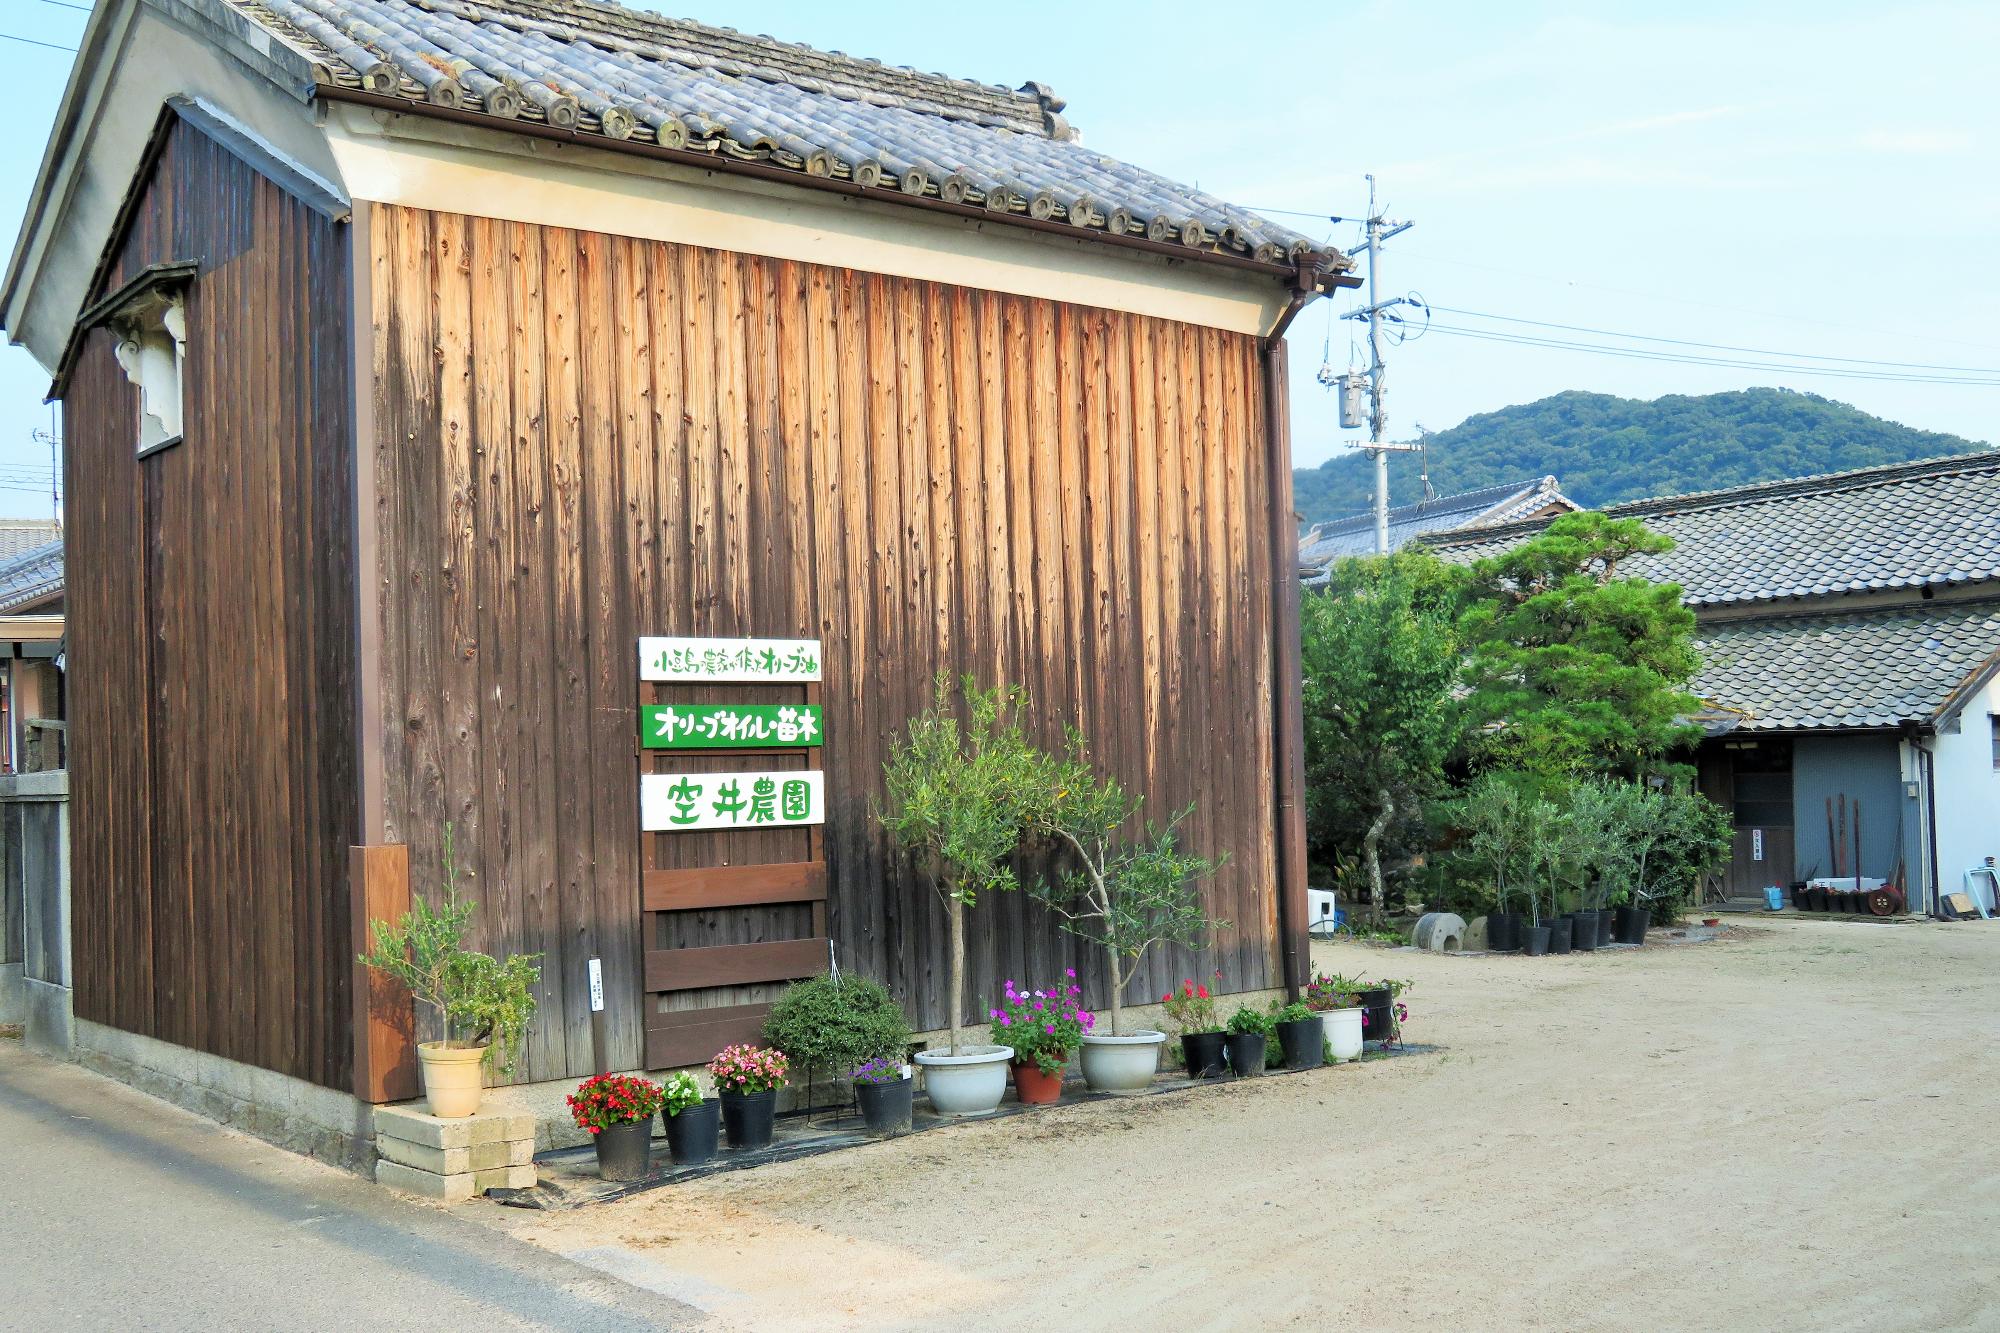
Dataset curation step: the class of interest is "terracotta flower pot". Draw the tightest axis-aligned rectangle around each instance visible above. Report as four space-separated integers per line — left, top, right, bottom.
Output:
1011 1059 1066 1104
417 1041 487 1119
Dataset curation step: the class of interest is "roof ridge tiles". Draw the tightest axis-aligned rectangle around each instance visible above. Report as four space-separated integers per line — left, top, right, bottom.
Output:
1426 447 2000 550
219 0 1347 272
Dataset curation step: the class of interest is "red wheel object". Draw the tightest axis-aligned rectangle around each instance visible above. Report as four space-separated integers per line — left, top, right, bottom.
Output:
1866 889 1896 916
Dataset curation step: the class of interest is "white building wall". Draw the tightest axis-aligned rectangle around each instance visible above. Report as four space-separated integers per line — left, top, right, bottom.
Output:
1929 672 2000 907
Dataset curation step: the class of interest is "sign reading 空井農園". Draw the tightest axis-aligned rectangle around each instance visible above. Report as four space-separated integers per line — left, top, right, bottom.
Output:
640 702 822 749
639 770 825 832
638 636 821 683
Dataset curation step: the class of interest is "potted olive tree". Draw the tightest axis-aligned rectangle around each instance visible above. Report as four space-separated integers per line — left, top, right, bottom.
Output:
881 678 1042 1115
358 828 540 1118
1026 732 1224 1094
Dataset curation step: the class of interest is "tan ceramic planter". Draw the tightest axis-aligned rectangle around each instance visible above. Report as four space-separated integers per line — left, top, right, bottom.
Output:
417 1041 488 1118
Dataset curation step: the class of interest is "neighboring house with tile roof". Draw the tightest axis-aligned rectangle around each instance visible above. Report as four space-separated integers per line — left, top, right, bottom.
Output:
0 538 66 773
1297 475 1575 578
0 519 60 563
1425 450 2000 915
0 0 1358 1126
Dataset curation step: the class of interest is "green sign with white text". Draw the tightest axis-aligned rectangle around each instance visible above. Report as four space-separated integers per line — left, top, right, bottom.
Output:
640 702 823 750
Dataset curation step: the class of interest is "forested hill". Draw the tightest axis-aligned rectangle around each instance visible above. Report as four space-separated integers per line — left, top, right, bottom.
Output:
1293 388 1992 526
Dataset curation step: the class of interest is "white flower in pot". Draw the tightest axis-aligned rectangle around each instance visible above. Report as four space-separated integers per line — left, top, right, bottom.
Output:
1025 733 1225 1094
358 827 540 1118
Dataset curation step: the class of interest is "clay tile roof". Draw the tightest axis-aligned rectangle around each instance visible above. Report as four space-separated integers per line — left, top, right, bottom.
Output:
0 538 63 615
227 0 1348 272
1694 601 2000 731
1299 476 1574 570
1428 450 2000 609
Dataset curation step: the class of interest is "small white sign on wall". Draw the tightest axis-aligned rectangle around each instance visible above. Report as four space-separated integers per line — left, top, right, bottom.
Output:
1752 828 1765 862
638 636 822 683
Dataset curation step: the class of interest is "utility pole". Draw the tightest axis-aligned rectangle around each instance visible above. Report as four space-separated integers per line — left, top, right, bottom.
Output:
33 411 61 533
1340 175 1419 554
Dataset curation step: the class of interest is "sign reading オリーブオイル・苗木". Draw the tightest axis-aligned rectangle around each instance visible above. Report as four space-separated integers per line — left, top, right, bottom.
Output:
638 636 821 682
640 702 822 749
639 770 825 832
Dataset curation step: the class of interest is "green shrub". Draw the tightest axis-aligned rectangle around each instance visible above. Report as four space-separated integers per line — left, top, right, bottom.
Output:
763 973 913 1077
1269 999 1314 1025
1226 1005 1272 1038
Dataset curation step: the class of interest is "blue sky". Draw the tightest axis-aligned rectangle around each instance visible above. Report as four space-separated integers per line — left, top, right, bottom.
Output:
1 0 1994 520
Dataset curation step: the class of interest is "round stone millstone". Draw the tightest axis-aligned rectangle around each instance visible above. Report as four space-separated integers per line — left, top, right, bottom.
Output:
1413 911 1467 953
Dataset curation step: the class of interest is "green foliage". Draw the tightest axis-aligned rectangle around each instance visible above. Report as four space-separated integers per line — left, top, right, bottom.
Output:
880 676 1043 910
1446 772 1731 925
1300 549 1464 910
763 973 913 1077
1226 1005 1273 1037
1445 771 1530 916
1269 999 1315 1025
1292 388 1990 525
880 676 1045 1052
1022 730 1225 1036
1459 511 1702 780
357 826 540 1075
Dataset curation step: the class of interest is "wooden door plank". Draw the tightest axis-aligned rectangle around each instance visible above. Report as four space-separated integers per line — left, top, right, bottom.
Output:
643 1002 773 1070
643 938 828 992
642 861 827 911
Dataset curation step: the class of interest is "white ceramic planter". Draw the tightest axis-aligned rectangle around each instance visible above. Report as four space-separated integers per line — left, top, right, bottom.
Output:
417 1041 488 1118
1323 1007 1364 1063
1078 1030 1165 1093
914 1044 1014 1115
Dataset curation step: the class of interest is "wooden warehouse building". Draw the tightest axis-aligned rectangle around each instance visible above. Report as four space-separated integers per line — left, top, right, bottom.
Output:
1 0 1355 1126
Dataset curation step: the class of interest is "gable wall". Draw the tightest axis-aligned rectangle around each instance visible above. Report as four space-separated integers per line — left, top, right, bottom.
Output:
62 116 357 1089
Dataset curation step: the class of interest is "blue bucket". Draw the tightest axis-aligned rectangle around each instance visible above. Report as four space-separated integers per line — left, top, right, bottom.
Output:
1764 885 1785 911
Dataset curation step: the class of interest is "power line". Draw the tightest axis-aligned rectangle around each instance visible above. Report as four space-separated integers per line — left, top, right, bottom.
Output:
29 0 93 12
1424 323 2000 386
1395 247 2000 355
0 30 77 52
1429 305 2000 376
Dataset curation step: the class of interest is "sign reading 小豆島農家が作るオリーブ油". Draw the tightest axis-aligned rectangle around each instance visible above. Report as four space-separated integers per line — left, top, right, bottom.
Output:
640 702 822 749
639 769 825 832
638 636 821 683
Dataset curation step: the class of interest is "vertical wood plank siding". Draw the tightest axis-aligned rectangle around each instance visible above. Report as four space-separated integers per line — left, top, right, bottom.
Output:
62 119 357 1088
371 205 1280 1083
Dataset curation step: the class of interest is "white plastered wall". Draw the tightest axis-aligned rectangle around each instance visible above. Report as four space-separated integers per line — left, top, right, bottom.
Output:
319 103 1290 337
3 0 342 372
1929 671 2000 904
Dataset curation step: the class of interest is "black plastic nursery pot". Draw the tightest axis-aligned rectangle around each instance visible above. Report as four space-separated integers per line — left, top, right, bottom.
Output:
1355 986 1393 1041
1570 912 1599 951
663 1098 721 1164
1523 925 1552 956
1181 1030 1229 1079
721 1088 777 1150
1275 1017 1326 1070
1488 911 1521 952
1547 916 1573 955
1613 905 1651 946
593 1117 654 1181
1595 909 1616 944
855 1076 914 1136
1225 1032 1267 1077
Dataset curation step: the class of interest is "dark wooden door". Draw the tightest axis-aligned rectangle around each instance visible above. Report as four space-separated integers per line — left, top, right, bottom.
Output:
1720 738 1794 899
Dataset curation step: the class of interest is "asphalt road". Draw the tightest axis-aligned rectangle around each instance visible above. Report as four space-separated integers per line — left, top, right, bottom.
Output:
0 1039 701 1331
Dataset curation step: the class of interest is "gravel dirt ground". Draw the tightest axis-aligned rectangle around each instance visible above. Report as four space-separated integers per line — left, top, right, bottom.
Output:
487 917 2000 1332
